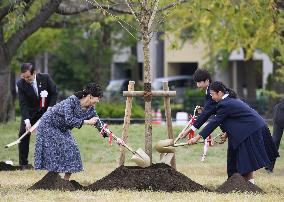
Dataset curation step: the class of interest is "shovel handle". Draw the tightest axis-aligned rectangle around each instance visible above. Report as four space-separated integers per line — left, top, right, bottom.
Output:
106 131 136 154
173 141 205 147
5 119 40 148
173 142 188 147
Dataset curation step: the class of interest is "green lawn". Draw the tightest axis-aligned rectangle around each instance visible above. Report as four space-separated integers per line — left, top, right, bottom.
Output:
0 120 284 201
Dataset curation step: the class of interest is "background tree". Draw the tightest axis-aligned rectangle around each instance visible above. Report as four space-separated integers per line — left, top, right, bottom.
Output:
166 0 284 99
0 0 134 122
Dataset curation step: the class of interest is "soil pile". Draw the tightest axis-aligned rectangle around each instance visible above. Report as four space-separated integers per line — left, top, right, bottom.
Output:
29 172 78 191
87 163 209 192
0 161 20 171
216 173 264 194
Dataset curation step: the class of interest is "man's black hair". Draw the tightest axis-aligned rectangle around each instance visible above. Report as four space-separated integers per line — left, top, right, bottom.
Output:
21 63 35 74
193 68 212 83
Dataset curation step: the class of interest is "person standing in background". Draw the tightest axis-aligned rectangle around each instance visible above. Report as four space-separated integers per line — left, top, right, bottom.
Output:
17 63 58 170
265 98 284 173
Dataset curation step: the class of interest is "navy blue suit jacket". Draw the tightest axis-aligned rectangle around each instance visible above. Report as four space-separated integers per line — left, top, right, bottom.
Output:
199 97 266 149
193 86 217 129
17 73 58 121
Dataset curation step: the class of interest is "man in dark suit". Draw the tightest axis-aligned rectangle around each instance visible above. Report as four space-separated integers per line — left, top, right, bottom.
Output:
265 98 284 173
17 63 58 170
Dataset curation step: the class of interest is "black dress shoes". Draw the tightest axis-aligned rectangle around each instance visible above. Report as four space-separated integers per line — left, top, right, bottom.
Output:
21 164 34 170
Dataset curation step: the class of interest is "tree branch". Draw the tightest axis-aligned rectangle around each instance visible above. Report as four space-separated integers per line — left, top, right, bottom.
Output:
157 0 188 12
6 0 62 59
56 1 131 15
0 0 33 23
0 5 10 23
125 0 141 25
148 0 159 31
42 19 96 28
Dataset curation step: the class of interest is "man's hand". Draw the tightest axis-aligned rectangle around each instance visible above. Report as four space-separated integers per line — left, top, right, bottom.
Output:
219 132 227 144
25 122 31 131
196 106 204 114
187 134 201 145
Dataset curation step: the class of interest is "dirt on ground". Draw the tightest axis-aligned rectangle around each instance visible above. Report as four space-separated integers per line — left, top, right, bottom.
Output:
216 173 264 194
28 164 264 194
28 172 77 191
0 161 21 171
86 163 209 192
29 164 209 192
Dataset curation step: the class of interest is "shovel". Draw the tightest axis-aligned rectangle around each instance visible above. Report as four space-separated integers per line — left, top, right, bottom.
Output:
157 133 222 152
5 119 40 148
156 134 222 165
102 127 150 168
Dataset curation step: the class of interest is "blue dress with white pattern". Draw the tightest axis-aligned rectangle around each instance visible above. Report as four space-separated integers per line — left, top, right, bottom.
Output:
34 95 104 173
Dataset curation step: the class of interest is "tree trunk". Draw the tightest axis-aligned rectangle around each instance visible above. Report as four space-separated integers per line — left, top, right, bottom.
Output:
0 51 12 122
142 32 153 164
131 45 139 82
245 59 256 101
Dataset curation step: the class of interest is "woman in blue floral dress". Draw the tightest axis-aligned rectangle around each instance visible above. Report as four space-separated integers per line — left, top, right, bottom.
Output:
34 83 123 180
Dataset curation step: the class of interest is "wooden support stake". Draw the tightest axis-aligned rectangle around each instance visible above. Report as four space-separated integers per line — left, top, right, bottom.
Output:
123 91 176 97
119 81 135 166
163 81 176 169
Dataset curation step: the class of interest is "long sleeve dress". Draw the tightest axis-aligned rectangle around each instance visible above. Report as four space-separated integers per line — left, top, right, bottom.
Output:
34 95 104 173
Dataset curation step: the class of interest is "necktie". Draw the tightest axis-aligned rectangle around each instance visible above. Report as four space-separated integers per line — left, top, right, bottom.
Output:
32 80 38 97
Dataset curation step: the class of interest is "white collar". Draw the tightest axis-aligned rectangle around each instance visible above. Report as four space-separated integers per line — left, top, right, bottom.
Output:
33 75 37 84
222 94 229 100
205 85 209 95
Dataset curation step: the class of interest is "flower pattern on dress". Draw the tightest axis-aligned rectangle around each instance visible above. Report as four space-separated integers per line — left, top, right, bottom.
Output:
34 95 104 173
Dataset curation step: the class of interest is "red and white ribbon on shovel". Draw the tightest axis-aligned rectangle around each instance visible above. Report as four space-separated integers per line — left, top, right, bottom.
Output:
100 124 113 145
40 90 48 108
187 114 196 139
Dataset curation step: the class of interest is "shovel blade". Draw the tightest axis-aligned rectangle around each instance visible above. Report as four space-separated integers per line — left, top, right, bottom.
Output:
130 148 150 168
160 153 175 165
155 139 176 153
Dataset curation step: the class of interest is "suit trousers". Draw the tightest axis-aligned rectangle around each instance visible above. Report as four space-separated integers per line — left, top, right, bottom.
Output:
266 122 283 171
18 120 32 165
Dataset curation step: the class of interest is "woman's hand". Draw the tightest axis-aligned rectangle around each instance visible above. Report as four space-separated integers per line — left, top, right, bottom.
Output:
219 132 227 144
178 130 190 140
187 134 201 145
116 138 125 146
84 117 99 125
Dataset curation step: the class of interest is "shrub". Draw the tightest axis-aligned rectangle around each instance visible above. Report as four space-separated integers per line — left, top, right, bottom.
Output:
96 102 144 118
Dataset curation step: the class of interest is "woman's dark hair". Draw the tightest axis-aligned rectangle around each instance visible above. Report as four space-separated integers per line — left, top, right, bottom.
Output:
210 81 237 98
21 63 35 74
74 83 103 99
193 68 212 83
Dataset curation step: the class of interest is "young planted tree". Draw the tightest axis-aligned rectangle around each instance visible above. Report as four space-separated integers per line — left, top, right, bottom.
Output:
85 0 187 162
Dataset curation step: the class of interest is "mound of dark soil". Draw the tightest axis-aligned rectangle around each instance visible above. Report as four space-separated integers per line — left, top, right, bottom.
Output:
87 163 209 192
0 161 21 171
216 173 264 194
29 172 77 191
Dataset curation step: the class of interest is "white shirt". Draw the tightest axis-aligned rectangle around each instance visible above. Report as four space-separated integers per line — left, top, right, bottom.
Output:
31 75 38 97
24 75 38 126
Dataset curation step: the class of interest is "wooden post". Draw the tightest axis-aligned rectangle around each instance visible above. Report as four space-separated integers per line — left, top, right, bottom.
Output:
119 81 135 166
122 89 176 165
162 81 176 169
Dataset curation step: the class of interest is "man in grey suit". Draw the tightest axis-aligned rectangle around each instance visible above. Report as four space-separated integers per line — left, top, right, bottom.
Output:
265 98 284 173
17 63 58 170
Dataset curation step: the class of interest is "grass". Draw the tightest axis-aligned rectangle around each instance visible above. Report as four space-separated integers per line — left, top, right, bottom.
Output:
0 120 284 201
